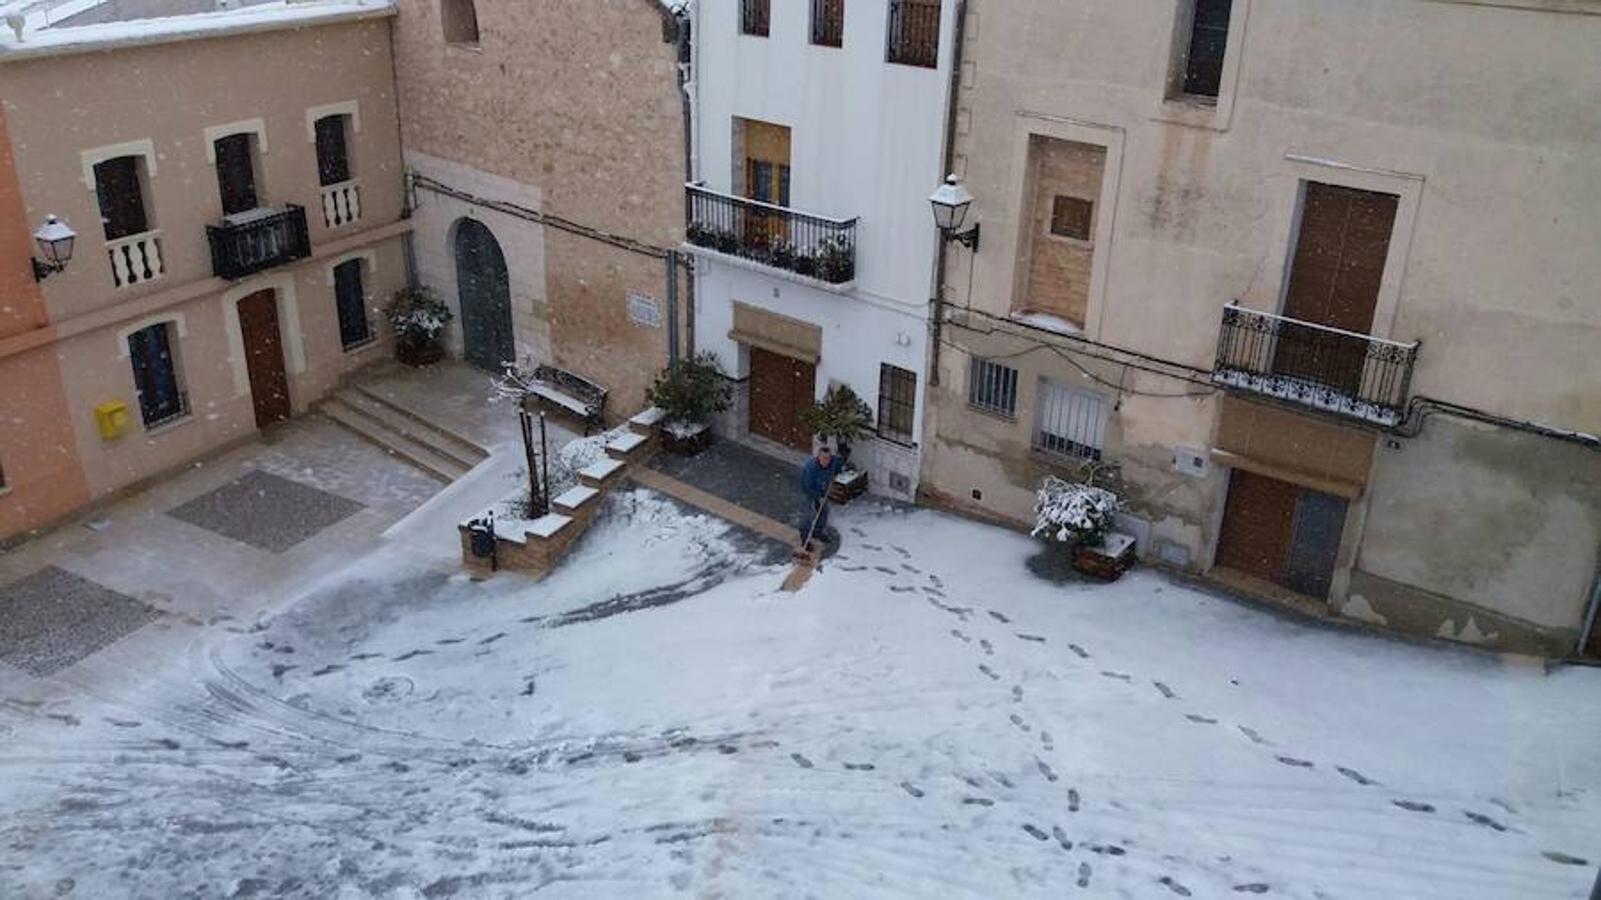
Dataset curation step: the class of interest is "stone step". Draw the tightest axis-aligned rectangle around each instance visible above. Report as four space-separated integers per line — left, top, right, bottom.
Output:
346 384 490 466
577 457 626 490
321 399 468 483
628 406 667 436
552 485 601 516
605 430 651 463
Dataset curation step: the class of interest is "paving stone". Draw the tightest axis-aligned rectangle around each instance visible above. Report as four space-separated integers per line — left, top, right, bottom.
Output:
167 470 364 553
0 567 161 676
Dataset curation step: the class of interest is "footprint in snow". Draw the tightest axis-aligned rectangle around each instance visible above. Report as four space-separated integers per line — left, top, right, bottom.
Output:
270 664 297 680
861 543 884 552
962 775 985 788
978 664 1000 680
1089 843 1126 856
1050 826 1073 851
1237 726 1270 745
1335 766 1377 786
1077 862 1093 888
1067 788 1081 812
929 574 944 587
435 637 464 645
900 563 922 574
838 564 868 572
1068 644 1090 659
951 629 972 643
1009 713 1030 732
1233 885 1271 894
312 664 346 677
850 527 867 537
1160 876 1193 896
1393 800 1435 814
873 566 898 576
1100 671 1132 682
1016 633 1046 643
891 545 911 558
900 781 925 799
392 649 434 662
717 744 738 755
1022 824 1049 842
922 586 947 597
1036 760 1058 782
1185 714 1218 725
208 738 249 749
1011 685 1023 702
990 771 1016 789
1542 851 1589 866
105 718 142 728
479 632 507 646
1040 731 1054 751
1463 810 1508 832
979 639 994 656
1153 681 1177 699
889 585 917 594
988 610 1011 623
152 738 181 750
749 739 780 749
1275 756 1314 769
962 797 995 807
1489 797 1517 815
843 762 876 771
349 652 384 661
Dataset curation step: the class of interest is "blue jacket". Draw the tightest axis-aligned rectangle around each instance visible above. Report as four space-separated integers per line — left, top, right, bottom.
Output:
801 456 844 500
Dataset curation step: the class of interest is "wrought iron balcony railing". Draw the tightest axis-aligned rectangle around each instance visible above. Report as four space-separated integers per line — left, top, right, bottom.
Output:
685 184 857 285
207 204 311 281
1212 303 1419 427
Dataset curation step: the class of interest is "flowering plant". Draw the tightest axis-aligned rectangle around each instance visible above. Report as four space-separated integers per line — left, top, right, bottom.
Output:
1031 475 1120 548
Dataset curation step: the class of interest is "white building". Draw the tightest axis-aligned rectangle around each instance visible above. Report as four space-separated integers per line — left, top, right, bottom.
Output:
685 0 956 500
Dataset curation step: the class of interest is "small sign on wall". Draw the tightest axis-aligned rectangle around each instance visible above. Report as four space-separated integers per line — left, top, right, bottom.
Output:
627 292 662 329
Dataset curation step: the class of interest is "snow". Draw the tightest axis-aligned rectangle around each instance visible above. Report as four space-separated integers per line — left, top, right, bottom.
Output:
606 431 648 454
552 484 600 511
664 418 709 439
1 491 1598 897
0 0 393 58
1032 475 1120 543
578 457 625 482
1213 368 1401 427
835 468 865 485
526 512 572 540
630 406 667 427
1012 310 1083 336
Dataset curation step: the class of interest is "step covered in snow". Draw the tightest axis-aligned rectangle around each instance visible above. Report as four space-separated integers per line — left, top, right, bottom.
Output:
628 406 667 436
552 485 601 515
604 430 651 461
577 457 627 489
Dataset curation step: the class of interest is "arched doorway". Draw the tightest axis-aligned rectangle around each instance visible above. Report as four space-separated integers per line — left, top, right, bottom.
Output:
453 219 515 372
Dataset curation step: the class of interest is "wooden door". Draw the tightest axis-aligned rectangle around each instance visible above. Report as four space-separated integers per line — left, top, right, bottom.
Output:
1215 469 1299 584
1276 182 1399 392
749 346 814 452
238 290 291 429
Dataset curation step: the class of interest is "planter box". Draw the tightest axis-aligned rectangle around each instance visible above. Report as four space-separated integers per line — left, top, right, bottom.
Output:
661 421 713 456
829 468 868 503
1071 532 1136 581
396 340 444 368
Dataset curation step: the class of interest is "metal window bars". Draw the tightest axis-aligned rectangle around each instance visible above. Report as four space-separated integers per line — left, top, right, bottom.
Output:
886 0 940 68
968 357 1019 417
1033 379 1108 462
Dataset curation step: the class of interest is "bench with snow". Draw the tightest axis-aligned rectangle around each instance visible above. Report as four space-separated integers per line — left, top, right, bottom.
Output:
525 365 608 434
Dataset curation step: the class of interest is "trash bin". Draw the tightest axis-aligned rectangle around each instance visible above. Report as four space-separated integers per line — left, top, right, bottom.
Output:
467 516 497 570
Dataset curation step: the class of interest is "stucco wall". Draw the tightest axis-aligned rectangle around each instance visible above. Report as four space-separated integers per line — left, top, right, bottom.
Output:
390 0 686 414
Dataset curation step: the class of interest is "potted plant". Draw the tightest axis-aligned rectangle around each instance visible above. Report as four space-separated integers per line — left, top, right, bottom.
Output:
646 351 732 456
387 286 453 367
1031 475 1133 580
815 234 855 284
799 384 874 503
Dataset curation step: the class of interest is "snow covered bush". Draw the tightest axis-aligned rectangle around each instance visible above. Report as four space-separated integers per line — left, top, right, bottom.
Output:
645 352 732 430
386 287 453 348
1031 475 1121 548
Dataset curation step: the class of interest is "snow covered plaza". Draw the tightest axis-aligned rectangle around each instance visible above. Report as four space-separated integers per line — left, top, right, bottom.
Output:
3 472 1598 897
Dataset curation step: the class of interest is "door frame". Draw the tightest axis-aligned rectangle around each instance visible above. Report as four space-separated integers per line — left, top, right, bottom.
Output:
221 274 306 400
452 217 516 372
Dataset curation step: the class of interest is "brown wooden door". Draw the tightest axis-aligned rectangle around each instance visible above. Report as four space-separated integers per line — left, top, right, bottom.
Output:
749 346 814 452
238 290 291 429
1276 182 1399 392
1215 469 1299 584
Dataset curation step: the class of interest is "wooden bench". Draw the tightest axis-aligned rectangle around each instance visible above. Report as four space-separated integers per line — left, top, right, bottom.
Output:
526 364 608 434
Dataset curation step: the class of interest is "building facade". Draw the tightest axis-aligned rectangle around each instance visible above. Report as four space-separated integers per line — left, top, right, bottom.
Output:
919 0 1601 657
0 3 409 542
390 0 689 413
685 0 956 499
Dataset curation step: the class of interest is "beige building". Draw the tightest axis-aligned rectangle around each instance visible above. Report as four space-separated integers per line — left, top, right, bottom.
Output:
0 1 409 540
920 0 1601 657
390 0 689 415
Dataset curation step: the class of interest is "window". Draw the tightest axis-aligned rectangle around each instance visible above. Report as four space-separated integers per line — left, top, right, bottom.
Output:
886 0 940 68
128 322 186 428
314 115 352 187
1049 196 1094 241
741 0 770 36
1033 379 1108 462
442 0 479 44
213 133 260 217
1180 0 1232 99
93 156 150 240
811 0 844 47
877 364 917 444
333 259 372 349
968 358 1018 417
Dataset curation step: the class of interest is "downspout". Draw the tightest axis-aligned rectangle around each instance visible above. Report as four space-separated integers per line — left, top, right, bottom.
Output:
386 19 420 290
676 4 698 359
928 0 968 387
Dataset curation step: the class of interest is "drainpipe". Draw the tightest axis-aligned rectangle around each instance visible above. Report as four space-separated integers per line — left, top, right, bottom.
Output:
1578 556 1601 659
676 5 698 359
665 250 681 366
928 0 968 388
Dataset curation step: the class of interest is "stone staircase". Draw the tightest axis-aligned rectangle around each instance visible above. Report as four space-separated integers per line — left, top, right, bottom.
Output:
320 384 490 483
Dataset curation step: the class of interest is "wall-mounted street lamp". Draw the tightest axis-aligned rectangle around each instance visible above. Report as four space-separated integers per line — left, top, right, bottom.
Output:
31 215 76 281
929 174 980 251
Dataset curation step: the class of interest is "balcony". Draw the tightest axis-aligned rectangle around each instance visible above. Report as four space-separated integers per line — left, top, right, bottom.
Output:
1212 304 1419 427
319 180 362 229
106 230 165 289
206 205 311 281
685 184 857 286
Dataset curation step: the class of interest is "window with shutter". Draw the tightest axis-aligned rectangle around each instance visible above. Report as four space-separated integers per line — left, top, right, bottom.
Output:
315 116 352 187
334 260 371 350
93 156 150 240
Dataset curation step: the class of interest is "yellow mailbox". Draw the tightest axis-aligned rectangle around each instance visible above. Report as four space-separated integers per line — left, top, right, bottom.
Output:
94 400 130 440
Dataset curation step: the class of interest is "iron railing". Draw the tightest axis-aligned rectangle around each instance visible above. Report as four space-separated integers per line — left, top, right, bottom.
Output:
206 205 311 280
685 184 857 285
1213 303 1419 427
811 0 844 47
140 389 190 430
740 0 769 36
886 0 940 68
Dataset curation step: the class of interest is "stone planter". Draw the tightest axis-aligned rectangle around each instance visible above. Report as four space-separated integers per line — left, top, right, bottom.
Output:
1069 532 1136 581
828 467 868 504
396 338 444 368
661 421 713 456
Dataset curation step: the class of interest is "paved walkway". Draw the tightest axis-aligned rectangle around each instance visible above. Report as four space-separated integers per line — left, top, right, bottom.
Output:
645 439 807 536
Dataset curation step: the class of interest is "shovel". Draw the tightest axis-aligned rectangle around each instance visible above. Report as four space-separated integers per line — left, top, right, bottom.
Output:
780 495 831 592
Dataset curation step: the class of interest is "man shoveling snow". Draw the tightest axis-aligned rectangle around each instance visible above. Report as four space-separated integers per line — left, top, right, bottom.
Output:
798 443 845 551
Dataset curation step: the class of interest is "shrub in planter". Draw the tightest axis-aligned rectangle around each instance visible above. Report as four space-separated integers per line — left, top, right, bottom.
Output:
387 286 453 367
800 384 874 501
793 253 819 278
1031 475 1120 549
646 352 732 455
769 242 797 271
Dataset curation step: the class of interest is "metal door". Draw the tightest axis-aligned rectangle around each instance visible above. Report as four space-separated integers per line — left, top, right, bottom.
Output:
1284 489 1349 599
454 219 515 372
